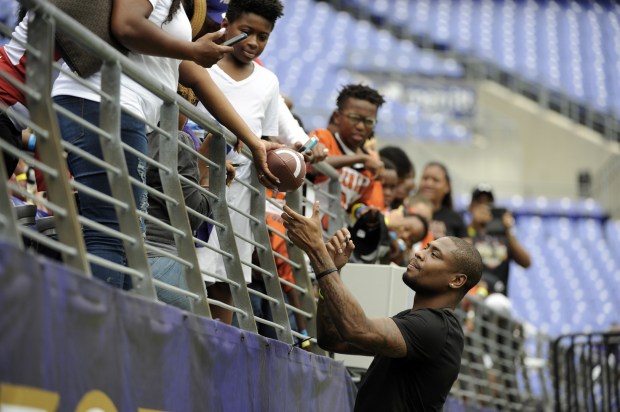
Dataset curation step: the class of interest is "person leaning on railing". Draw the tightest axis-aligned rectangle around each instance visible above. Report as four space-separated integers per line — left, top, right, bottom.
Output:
49 0 283 290
144 85 236 310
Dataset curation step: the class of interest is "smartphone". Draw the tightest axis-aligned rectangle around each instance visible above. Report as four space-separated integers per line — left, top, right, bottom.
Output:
491 207 507 219
298 135 318 153
487 207 507 235
222 32 248 46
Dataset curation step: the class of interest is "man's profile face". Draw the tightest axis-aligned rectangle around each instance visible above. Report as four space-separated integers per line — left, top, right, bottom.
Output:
402 237 457 293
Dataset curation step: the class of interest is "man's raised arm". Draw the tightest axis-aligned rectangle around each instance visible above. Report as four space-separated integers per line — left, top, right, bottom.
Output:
282 202 408 358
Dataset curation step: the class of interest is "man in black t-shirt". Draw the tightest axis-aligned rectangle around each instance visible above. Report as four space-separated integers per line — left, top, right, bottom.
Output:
282 201 484 411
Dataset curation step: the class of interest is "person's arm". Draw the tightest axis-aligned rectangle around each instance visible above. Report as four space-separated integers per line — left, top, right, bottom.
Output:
275 97 328 164
282 202 408 358
111 0 232 67
324 153 382 176
178 61 282 189
314 230 375 355
316 301 374 355
503 211 531 268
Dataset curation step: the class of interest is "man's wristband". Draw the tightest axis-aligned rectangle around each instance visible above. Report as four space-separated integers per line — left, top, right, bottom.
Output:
315 267 338 280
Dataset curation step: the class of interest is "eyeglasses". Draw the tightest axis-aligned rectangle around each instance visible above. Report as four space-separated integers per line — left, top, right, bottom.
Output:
341 112 377 128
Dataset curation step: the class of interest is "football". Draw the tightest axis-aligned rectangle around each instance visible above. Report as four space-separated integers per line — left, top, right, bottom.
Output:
266 148 306 192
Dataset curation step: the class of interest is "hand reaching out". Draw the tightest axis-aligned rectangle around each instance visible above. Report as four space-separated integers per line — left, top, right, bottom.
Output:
192 28 234 68
293 140 329 164
281 201 325 253
250 139 284 191
326 228 355 271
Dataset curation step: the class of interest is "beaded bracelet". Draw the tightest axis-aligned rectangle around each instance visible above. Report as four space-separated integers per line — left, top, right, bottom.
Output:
315 267 338 280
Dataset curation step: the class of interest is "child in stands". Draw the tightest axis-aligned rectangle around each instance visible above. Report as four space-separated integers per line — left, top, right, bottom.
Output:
195 0 284 323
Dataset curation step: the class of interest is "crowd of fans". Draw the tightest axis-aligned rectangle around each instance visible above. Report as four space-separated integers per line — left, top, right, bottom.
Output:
0 0 531 344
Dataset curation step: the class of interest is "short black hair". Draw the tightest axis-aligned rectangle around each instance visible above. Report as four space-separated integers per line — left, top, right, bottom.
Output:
447 236 483 295
381 156 396 171
226 0 284 26
379 146 414 179
336 84 385 111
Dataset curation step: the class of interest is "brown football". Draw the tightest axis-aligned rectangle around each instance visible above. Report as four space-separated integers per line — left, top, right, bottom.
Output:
266 148 306 192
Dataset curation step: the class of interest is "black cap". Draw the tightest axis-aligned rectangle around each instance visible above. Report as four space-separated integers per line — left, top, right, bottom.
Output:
472 183 494 202
350 211 390 264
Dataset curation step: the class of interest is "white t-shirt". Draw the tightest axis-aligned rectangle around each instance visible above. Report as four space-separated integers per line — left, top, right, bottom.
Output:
197 62 279 164
52 0 191 126
196 61 279 283
276 95 308 146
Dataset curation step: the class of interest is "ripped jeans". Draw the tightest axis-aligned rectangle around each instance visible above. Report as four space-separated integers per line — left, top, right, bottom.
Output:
54 96 148 290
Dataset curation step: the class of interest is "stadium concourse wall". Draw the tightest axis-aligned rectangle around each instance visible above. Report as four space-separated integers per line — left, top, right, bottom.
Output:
386 81 620 216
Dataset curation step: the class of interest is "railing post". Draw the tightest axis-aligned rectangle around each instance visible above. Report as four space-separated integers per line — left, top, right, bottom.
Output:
207 133 257 333
158 101 212 317
98 61 155 298
250 173 293 343
25 9 90 275
285 189 324 354
327 176 345 233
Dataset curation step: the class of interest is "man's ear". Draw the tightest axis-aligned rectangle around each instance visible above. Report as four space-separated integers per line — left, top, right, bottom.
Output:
449 273 467 289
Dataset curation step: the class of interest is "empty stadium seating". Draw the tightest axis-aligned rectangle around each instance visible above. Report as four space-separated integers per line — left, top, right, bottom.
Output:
262 0 472 142
336 0 620 116
0 0 18 44
456 193 619 337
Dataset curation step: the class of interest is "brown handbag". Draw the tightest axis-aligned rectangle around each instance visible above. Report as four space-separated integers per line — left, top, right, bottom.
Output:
50 0 129 78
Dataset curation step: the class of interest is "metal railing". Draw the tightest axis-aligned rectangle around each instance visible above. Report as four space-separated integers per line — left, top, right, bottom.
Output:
450 295 552 411
0 3 560 409
0 0 344 350
552 332 620 412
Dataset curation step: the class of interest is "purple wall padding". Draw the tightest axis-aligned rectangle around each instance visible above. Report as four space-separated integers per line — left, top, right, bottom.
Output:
0 242 357 411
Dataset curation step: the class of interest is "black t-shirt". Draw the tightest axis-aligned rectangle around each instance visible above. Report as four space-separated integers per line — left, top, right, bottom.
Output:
431 207 467 238
470 231 511 295
354 308 464 412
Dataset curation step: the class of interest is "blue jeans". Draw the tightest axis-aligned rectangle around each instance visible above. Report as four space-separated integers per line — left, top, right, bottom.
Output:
54 96 147 290
148 256 191 311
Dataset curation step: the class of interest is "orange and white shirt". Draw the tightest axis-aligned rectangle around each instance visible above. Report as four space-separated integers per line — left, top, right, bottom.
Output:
311 128 384 212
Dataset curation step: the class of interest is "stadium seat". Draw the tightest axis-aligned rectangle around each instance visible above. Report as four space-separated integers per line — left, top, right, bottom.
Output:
262 0 471 142
338 0 620 116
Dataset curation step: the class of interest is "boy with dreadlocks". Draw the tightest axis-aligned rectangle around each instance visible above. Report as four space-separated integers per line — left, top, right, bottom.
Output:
310 84 393 263
312 84 386 214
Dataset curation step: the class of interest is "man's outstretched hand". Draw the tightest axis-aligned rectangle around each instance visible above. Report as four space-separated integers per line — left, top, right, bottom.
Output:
326 228 355 271
282 202 355 271
281 201 325 254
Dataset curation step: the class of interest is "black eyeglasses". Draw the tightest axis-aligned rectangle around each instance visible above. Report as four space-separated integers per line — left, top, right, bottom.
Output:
341 112 377 128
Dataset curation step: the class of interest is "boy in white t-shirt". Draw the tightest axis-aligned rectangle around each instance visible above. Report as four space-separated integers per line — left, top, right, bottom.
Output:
196 0 284 324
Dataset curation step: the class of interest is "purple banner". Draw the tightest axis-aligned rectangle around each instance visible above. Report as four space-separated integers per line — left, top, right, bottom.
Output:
0 241 356 411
